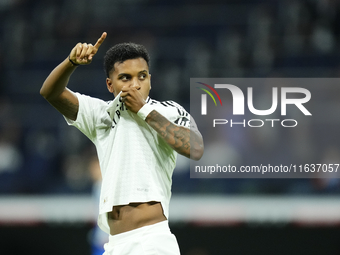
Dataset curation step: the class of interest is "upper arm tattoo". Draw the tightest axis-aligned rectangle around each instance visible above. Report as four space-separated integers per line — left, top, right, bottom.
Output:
49 92 79 121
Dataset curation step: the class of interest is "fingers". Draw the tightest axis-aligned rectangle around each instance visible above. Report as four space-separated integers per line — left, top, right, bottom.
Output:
120 88 131 103
78 43 88 60
69 32 107 65
94 32 107 50
120 92 128 99
120 87 140 102
73 43 91 65
75 42 97 64
75 43 83 60
119 88 145 113
120 86 131 99
86 44 94 60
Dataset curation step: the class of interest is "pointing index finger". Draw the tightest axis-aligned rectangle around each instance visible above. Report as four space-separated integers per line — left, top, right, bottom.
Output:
94 32 107 50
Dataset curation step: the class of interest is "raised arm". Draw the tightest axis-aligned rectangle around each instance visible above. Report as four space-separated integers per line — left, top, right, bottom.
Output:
40 32 107 120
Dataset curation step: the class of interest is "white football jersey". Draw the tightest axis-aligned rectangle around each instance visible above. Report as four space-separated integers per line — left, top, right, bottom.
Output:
65 92 191 234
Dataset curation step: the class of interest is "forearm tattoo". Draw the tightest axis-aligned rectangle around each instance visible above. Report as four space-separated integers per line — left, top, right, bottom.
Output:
145 110 201 158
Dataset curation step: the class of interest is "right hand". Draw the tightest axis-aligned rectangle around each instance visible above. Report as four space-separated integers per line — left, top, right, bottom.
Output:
69 32 107 65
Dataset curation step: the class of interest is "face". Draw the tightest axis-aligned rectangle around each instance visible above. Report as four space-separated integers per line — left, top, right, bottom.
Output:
106 57 151 100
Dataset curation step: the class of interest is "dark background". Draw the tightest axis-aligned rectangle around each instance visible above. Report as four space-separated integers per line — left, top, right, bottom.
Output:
1 224 340 255
1 0 340 254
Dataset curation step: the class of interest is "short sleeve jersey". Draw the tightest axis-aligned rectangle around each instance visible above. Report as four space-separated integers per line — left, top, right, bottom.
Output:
64 92 191 234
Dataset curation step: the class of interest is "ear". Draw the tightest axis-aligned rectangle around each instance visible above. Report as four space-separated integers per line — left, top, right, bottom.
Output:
106 78 114 94
149 74 152 90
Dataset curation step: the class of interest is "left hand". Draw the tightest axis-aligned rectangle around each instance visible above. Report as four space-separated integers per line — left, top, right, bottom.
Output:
69 32 107 65
120 86 146 113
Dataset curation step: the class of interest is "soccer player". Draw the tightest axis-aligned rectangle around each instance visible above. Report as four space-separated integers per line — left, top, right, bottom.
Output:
40 32 204 255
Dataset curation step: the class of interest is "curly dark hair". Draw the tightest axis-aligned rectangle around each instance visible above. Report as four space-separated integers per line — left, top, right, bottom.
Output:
104 42 150 78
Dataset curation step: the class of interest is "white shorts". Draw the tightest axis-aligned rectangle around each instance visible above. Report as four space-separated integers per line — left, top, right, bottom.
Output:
103 220 181 255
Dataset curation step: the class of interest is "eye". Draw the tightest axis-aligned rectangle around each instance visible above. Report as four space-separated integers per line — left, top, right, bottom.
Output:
139 74 147 80
120 76 129 81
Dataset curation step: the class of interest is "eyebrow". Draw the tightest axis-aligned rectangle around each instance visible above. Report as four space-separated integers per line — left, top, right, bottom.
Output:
117 70 148 77
118 70 148 77
117 73 131 78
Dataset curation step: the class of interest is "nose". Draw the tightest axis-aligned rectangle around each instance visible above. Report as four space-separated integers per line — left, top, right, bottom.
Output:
130 78 141 90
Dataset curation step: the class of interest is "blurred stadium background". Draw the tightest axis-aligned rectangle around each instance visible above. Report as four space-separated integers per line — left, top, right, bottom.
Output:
1 0 340 254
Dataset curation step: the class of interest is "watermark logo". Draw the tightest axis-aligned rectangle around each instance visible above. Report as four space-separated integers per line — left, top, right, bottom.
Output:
196 82 312 128
199 84 311 116
190 78 338 180
196 82 222 115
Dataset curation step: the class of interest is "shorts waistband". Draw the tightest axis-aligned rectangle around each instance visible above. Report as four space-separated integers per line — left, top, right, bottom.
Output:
108 220 170 245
